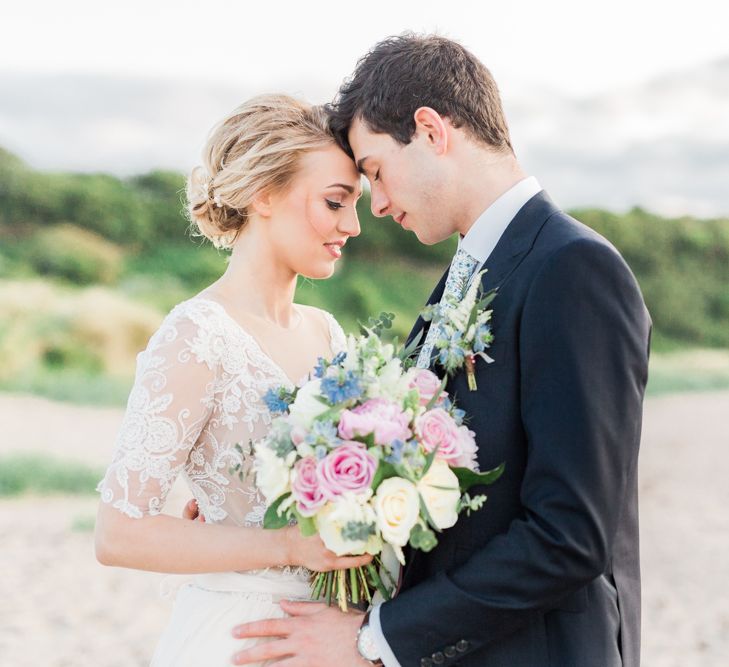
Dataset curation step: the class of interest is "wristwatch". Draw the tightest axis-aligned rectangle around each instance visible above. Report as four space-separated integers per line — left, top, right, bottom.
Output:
356 611 384 665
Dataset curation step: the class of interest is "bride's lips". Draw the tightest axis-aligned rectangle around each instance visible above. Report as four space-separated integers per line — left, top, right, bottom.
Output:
323 240 345 259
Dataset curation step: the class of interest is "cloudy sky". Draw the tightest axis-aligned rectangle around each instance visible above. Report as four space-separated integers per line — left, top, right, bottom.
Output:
2 0 728 216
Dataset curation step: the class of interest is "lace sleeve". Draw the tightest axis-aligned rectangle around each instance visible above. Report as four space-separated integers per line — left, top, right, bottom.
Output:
97 309 218 518
323 311 348 355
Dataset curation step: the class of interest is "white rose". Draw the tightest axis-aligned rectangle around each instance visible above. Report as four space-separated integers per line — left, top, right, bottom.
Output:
253 445 291 502
288 379 328 429
316 493 382 556
374 477 420 551
417 459 461 530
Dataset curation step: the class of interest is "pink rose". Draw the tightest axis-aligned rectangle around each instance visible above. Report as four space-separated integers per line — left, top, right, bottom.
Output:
454 425 479 471
291 457 326 516
415 408 462 465
409 369 446 407
317 441 377 499
338 399 412 445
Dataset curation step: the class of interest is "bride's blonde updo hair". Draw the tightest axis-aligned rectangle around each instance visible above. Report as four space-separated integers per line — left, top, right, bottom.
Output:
187 94 335 249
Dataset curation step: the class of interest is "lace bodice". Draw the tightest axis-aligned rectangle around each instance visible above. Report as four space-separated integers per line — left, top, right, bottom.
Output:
97 297 347 528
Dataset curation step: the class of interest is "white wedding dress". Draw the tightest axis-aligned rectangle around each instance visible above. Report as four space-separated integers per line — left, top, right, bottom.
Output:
97 296 347 666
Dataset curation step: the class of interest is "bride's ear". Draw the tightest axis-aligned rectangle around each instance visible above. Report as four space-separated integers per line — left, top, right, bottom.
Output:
413 107 449 155
249 189 274 218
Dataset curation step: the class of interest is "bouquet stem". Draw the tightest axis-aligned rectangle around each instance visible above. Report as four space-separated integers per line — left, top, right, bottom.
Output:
310 556 391 612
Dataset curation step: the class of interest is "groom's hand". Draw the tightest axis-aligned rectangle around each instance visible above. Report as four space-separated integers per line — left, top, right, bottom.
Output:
231 599 370 666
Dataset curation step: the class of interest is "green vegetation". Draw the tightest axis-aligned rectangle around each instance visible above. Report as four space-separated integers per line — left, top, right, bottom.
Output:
1 147 727 404
0 453 103 496
646 349 729 395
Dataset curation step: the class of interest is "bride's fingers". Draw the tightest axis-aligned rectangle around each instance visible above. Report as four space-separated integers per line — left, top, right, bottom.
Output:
333 553 374 568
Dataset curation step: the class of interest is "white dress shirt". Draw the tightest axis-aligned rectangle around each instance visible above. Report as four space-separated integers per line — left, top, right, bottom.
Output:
367 175 542 667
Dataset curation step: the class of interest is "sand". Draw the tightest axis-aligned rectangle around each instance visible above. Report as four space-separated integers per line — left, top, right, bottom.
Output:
0 391 727 666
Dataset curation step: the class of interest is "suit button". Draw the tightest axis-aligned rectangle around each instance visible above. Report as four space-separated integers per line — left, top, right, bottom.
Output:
421 659 433 667
432 652 445 664
444 645 457 658
456 639 470 652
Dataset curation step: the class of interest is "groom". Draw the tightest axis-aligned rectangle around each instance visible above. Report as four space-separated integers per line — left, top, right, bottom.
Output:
231 34 651 666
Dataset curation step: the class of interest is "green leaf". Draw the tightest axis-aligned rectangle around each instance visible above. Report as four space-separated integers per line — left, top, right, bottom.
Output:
476 290 497 311
291 508 317 537
420 445 439 478
452 462 505 492
263 493 292 529
358 311 396 337
371 460 399 491
409 523 438 551
400 329 424 361
316 405 344 422
418 492 442 533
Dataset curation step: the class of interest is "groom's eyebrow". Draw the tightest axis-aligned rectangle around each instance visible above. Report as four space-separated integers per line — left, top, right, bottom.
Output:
356 157 369 175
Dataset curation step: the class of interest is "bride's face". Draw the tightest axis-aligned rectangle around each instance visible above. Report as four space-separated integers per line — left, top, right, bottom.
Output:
265 145 362 279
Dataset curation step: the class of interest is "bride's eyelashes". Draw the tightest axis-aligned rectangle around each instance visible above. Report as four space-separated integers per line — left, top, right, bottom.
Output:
325 199 344 210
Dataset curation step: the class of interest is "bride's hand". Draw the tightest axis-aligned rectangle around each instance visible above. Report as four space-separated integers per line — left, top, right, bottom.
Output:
283 525 374 572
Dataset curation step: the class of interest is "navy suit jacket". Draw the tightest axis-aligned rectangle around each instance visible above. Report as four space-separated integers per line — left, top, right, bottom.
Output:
379 191 651 667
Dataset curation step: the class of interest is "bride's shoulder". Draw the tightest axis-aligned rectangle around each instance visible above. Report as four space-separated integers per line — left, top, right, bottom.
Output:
297 304 347 353
297 304 343 331
161 295 224 329
147 295 236 350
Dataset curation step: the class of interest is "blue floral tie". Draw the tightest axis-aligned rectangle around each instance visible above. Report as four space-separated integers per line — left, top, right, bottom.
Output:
416 248 480 368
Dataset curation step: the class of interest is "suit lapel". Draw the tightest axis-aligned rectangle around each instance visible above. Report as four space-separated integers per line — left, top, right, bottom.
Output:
478 190 559 294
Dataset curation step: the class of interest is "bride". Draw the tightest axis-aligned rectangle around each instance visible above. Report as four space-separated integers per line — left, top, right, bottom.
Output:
94 94 368 666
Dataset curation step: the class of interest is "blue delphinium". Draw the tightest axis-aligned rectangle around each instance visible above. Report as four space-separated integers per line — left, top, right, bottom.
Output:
314 444 328 461
451 407 466 425
263 387 291 414
305 420 341 449
321 371 362 404
385 439 406 465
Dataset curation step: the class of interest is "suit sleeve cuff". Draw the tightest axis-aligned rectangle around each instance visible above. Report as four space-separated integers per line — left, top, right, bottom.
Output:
369 604 402 667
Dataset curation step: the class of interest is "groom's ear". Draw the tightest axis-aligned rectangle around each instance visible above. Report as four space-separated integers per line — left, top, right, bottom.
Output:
413 107 449 155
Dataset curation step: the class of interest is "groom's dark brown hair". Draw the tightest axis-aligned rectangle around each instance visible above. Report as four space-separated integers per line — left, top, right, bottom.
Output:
327 33 513 157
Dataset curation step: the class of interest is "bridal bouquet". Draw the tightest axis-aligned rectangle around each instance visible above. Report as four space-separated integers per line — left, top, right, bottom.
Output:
251 316 503 610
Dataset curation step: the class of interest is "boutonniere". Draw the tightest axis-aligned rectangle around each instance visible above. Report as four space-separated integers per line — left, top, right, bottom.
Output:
420 270 496 391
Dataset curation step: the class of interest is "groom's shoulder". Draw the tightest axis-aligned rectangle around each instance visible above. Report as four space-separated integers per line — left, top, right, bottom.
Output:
535 207 623 264
527 209 641 295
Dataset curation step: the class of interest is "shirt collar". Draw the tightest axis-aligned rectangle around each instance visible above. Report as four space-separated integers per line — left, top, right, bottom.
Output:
458 176 542 264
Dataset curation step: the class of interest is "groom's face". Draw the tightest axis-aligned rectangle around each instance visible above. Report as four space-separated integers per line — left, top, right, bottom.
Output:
348 118 457 245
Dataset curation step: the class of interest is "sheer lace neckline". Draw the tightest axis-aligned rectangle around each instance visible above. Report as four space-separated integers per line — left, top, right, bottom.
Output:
190 296 332 387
